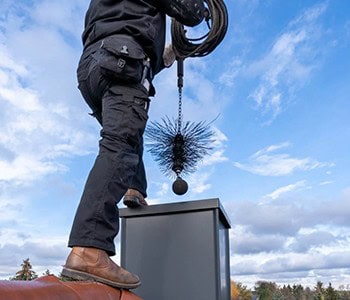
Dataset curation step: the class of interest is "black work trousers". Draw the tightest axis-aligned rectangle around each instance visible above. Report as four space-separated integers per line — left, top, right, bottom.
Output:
68 43 150 256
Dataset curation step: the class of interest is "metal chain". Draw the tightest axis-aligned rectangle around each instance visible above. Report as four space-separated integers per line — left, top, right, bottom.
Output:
177 86 183 133
176 58 184 133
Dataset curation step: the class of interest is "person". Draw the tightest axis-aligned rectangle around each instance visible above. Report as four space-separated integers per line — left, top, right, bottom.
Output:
62 0 205 289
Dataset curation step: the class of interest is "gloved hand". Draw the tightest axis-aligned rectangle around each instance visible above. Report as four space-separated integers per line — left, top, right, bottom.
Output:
161 0 205 27
163 44 176 67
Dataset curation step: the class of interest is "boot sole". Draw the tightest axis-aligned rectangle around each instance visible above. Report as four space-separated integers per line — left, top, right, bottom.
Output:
61 267 141 289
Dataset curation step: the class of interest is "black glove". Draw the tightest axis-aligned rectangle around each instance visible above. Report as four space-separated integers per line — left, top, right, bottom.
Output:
161 0 205 27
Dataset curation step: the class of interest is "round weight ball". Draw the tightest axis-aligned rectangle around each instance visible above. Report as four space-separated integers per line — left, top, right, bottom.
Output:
172 177 188 195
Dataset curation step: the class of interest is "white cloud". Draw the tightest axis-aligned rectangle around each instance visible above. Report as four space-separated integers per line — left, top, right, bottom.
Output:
31 0 87 37
218 58 242 87
315 190 350 227
0 70 42 111
290 2 327 26
243 3 328 123
187 171 212 194
234 142 333 176
156 182 169 197
230 232 350 287
248 31 308 120
0 0 100 187
202 149 227 166
288 231 338 252
231 226 287 254
319 180 333 186
201 127 228 166
0 3 97 280
0 196 25 223
0 49 95 185
260 141 290 153
263 180 307 201
0 48 28 76
232 201 304 236
0 235 69 279
227 185 350 287
0 156 67 183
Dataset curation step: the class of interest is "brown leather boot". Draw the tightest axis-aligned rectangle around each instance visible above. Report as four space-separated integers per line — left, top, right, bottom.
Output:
123 189 148 208
62 247 141 289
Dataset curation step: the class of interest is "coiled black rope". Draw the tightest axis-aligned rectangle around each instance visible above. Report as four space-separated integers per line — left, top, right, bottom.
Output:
171 0 228 58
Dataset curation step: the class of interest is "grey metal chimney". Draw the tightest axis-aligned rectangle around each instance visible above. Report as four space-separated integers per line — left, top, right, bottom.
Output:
119 198 231 300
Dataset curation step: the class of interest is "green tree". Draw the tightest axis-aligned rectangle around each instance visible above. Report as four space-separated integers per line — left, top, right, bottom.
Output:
272 288 285 300
314 281 325 300
11 258 38 281
304 287 313 300
337 290 350 300
325 283 339 300
292 284 304 300
255 281 278 300
237 282 253 300
280 284 294 300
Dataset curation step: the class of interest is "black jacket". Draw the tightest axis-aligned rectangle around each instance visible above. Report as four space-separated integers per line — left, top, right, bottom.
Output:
82 0 204 74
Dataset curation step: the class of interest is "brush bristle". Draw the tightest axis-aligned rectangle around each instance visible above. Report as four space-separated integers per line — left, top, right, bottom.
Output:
145 117 214 178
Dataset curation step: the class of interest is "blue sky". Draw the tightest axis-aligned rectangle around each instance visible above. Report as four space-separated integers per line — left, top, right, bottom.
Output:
0 0 349 289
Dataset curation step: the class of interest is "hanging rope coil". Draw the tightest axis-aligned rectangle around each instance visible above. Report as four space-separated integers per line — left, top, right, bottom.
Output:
171 0 228 59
